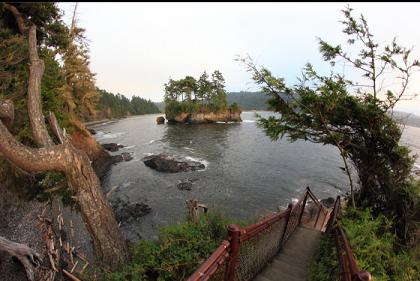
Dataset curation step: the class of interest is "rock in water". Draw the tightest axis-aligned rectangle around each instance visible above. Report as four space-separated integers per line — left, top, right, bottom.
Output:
113 198 151 224
112 152 133 163
102 143 125 152
177 178 199 190
177 182 193 191
87 128 96 135
143 154 205 173
121 152 133 161
156 116 165 124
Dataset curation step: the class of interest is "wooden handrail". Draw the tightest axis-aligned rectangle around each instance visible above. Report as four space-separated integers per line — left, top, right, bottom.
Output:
186 240 230 281
326 196 372 281
240 210 290 242
187 187 331 281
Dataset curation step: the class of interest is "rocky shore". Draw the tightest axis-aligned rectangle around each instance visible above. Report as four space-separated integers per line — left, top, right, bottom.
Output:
167 109 242 124
0 124 140 281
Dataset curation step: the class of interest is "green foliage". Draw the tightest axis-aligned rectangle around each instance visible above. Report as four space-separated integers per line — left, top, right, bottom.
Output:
0 3 69 49
349 208 418 280
164 100 200 120
310 232 339 281
59 16 100 121
310 208 420 281
229 102 240 112
238 6 420 244
104 211 242 281
164 70 231 118
0 4 67 145
96 88 161 119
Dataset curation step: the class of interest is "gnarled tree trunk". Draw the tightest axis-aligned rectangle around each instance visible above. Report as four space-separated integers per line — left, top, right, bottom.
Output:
0 236 42 281
1 3 128 270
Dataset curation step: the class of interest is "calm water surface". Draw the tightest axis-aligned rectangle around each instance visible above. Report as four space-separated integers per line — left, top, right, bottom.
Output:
92 112 420 241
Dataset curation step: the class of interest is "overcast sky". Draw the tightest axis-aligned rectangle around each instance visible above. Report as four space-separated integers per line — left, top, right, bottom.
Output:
58 2 420 115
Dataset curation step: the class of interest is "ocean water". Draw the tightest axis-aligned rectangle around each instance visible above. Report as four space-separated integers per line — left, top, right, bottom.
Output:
92 112 420 241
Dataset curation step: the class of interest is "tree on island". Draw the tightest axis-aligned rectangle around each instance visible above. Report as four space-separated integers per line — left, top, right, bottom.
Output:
164 70 238 120
239 6 420 245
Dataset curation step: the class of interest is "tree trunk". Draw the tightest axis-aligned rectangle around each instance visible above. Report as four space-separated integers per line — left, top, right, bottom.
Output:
63 146 129 263
2 3 128 269
0 118 128 267
27 25 54 148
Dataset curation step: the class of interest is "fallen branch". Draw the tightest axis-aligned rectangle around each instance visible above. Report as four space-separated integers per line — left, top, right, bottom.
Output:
63 269 82 281
106 185 119 198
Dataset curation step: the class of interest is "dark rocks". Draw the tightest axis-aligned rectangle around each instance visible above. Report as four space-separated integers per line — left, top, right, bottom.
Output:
177 182 193 190
321 197 336 208
177 178 199 191
91 149 115 182
113 198 151 225
87 128 96 135
121 152 133 161
156 116 165 124
102 143 125 152
143 154 205 173
112 152 133 163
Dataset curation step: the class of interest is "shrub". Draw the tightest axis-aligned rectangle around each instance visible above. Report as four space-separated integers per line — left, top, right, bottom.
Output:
229 102 240 113
310 207 420 281
310 233 339 281
105 211 242 281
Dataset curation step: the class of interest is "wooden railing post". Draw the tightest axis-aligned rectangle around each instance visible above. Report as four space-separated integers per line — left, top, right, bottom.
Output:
298 191 309 225
314 205 322 229
225 224 241 281
280 203 293 247
326 196 340 233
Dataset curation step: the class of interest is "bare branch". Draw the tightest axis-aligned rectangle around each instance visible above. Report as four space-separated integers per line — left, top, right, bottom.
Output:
3 3 28 33
47 111 67 144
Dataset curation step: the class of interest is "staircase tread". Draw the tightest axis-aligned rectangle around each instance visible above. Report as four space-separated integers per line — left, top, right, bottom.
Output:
261 265 306 281
252 226 321 281
282 242 319 256
269 259 309 278
274 253 312 267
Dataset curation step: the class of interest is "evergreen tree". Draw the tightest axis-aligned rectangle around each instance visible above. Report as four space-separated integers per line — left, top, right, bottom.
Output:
238 6 420 245
59 4 99 121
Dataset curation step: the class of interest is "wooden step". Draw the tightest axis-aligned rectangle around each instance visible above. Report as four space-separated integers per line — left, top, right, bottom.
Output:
260 265 305 281
274 252 312 268
252 226 321 281
269 258 309 279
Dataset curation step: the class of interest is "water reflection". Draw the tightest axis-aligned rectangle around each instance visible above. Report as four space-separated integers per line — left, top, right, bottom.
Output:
161 123 240 162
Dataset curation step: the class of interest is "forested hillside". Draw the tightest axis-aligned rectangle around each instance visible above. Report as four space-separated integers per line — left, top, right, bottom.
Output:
96 89 161 119
393 111 420 128
227 91 269 110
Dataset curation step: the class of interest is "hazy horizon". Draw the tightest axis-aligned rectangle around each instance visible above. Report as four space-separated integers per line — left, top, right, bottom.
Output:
59 2 420 115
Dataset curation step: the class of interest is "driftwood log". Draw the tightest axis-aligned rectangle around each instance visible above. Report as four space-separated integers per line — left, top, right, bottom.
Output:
186 199 208 223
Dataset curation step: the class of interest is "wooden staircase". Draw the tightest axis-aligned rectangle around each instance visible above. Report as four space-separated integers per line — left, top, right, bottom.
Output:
253 226 322 281
187 188 371 281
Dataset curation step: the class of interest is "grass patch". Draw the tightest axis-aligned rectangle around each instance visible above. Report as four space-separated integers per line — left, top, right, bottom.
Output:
310 207 419 281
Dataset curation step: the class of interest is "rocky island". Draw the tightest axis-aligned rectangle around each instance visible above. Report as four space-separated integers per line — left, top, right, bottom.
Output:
163 71 242 124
